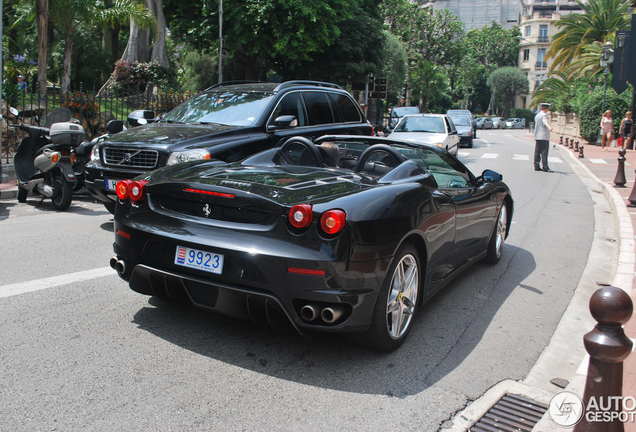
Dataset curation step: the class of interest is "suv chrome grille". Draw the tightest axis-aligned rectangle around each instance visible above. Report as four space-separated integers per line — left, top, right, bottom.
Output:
103 146 159 169
151 195 274 225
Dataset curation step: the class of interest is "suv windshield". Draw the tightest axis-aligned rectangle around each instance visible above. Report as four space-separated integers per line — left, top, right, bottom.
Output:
161 90 275 126
394 116 445 134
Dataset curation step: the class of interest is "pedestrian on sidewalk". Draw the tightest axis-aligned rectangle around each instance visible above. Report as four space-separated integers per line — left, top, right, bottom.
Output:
601 110 614 151
620 111 633 150
534 103 554 172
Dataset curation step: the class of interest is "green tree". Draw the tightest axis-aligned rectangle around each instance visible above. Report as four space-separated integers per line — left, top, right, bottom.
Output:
273 0 385 84
51 0 155 92
381 0 463 106
547 0 630 76
487 67 529 118
579 89 630 142
461 22 521 114
411 60 449 113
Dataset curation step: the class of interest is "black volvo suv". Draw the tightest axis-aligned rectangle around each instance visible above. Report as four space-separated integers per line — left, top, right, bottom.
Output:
85 81 372 212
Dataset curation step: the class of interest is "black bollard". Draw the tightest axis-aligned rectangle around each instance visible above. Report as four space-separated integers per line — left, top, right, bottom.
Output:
579 144 585 158
560 136 564 145
570 138 575 149
566 137 570 147
628 170 636 205
614 149 627 187
575 141 580 151
573 286 633 432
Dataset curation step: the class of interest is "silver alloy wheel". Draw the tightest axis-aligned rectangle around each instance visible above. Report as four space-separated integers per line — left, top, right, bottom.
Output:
386 254 419 340
495 205 508 259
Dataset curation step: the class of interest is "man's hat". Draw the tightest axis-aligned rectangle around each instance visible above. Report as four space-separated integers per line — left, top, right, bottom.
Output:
539 102 550 107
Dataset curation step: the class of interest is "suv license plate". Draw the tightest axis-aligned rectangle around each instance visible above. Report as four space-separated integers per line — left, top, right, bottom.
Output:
105 179 119 191
174 246 224 274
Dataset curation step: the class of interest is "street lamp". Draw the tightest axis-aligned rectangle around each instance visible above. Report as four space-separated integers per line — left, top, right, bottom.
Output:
600 41 615 113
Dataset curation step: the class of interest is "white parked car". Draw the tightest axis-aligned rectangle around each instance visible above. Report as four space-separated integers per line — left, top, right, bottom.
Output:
505 118 526 129
388 114 460 156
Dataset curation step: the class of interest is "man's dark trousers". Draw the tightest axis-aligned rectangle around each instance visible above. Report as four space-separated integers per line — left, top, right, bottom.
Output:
534 139 549 170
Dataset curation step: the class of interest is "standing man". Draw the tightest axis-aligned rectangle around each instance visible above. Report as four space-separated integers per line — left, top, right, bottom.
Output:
534 102 553 172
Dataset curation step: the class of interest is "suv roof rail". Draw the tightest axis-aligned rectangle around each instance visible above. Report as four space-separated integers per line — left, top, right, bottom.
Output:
274 81 343 91
204 81 265 91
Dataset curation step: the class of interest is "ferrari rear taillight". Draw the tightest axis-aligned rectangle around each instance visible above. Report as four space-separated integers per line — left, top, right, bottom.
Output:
289 204 313 228
320 210 346 235
116 179 147 202
116 180 131 200
129 180 147 201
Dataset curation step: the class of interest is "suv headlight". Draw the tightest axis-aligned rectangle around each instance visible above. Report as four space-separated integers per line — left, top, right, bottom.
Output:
91 143 101 163
166 149 211 166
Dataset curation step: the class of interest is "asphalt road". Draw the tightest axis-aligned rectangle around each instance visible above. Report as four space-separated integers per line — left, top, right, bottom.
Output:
0 129 596 431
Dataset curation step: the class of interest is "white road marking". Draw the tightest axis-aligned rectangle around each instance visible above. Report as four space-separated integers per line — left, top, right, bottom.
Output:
513 155 530 161
548 157 563 163
481 153 498 159
0 267 115 299
588 159 608 164
458 151 470 157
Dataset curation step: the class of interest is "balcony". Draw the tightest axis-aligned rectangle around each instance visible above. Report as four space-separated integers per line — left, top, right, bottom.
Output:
537 36 550 43
535 61 548 69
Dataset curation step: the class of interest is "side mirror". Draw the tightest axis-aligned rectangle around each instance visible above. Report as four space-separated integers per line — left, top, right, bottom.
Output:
106 119 124 134
271 115 298 129
482 169 503 183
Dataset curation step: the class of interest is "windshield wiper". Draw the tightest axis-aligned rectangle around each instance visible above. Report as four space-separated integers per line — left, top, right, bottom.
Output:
161 119 185 124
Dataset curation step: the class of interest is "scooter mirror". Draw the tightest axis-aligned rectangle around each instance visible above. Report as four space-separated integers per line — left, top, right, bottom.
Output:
9 107 19 116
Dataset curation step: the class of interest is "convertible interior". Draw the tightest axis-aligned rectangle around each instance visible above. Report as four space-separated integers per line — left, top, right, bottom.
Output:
265 136 472 189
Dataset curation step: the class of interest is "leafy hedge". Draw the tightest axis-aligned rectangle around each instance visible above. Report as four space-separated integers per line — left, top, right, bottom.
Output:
579 91 630 142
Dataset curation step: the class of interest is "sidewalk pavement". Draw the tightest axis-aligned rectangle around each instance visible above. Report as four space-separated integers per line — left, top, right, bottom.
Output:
3 135 636 430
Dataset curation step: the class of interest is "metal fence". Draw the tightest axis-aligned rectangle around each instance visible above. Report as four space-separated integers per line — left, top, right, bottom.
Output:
2 84 192 161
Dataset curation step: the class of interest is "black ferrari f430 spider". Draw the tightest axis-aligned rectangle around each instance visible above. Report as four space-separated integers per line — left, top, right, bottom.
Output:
111 135 513 351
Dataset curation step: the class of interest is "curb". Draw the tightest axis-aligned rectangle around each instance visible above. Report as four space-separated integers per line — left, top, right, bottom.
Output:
440 141 633 431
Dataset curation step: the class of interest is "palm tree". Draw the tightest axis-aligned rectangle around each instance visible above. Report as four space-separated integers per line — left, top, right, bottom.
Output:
50 0 155 93
531 72 573 107
547 0 630 76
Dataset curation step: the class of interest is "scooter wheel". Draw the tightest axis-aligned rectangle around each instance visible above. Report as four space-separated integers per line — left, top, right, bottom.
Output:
17 186 28 203
51 175 73 211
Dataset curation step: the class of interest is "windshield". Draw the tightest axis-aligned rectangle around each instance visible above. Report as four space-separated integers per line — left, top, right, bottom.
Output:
450 116 471 126
394 116 445 134
161 90 275 126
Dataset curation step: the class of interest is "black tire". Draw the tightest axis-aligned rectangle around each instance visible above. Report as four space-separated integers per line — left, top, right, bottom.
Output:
468 138 473 148
103 200 116 214
485 204 508 264
51 175 73 211
349 243 420 352
17 186 28 203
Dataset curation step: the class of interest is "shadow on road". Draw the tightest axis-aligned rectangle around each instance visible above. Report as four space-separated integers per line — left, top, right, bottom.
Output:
131 245 536 397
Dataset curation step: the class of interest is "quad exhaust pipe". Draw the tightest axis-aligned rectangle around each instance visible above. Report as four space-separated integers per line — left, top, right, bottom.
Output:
110 257 127 275
300 303 346 324
321 305 345 324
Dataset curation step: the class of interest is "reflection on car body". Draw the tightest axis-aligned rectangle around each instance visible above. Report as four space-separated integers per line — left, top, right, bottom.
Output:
111 135 513 351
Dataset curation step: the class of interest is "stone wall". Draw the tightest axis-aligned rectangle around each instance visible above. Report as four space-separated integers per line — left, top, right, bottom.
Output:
549 112 586 142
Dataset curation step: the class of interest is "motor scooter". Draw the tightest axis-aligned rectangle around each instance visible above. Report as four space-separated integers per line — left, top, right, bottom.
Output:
10 109 85 210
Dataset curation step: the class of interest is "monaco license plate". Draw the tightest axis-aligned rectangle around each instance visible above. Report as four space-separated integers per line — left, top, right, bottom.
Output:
104 178 119 191
174 245 224 274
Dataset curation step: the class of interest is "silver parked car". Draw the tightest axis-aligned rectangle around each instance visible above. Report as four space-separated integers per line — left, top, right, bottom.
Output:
388 114 460 156
505 118 526 129
475 117 493 129
492 117 506 129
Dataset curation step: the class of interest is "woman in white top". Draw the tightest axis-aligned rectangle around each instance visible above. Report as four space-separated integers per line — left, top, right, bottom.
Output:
600 110 613 151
